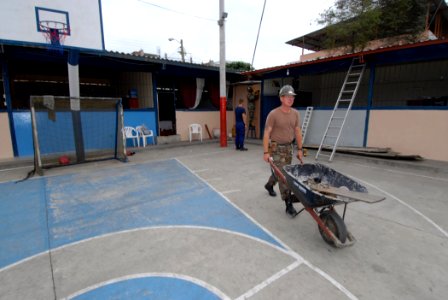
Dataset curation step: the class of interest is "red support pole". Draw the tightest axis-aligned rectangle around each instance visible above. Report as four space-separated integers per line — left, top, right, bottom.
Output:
218 0 227 147
220 96 227 147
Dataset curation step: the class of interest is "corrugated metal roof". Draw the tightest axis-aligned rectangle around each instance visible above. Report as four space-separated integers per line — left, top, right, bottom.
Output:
244 38 448 76
103 50 243 75
104 49 229 72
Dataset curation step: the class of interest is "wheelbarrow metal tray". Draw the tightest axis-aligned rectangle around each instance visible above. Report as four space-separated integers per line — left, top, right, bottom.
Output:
283 163 369 208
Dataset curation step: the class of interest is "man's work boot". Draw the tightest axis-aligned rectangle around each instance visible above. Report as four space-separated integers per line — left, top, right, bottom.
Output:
264 183 277 197
285 200 298 218
290 194 300 203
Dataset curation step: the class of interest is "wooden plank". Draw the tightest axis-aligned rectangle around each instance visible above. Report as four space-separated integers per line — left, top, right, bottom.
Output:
309 184 386 203
204 124 213 139
304 145 423 161
349 151 423 161
306 145 391 153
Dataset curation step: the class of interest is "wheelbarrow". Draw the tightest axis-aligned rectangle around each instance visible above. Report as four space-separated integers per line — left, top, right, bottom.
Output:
269 160 386 248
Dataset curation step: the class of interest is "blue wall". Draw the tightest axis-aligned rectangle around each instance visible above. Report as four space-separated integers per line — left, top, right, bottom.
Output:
123 110 157 147
123 110 157 131
12 110 157 157
13 112 33 157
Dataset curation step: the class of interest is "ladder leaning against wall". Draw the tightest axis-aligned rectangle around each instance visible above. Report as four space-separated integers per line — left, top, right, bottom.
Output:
315 57 366 161
301 106 313 144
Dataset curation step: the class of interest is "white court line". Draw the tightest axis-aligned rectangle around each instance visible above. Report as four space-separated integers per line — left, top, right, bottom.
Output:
221 189 241 194
63 272 231 300
0 225 294 274
175 149 233 159
176 158 359 300
352 162 448 182
0 250 50 273
234 261 302 300
0 224 355 300
0 165 33 172
301 260 357 299
352 176 448 239
205 177 222 181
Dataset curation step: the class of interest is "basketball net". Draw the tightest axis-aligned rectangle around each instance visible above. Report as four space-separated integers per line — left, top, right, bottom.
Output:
40 21 69 54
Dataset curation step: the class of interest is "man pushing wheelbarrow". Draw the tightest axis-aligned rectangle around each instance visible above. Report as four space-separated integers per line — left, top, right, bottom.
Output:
263 85 386 247
262 84 304 217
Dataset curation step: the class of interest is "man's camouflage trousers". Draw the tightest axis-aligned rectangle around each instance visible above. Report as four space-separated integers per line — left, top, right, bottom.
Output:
267 142 292 201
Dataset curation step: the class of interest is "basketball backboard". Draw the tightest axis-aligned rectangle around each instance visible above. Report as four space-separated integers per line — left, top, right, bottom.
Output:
0 0 104 51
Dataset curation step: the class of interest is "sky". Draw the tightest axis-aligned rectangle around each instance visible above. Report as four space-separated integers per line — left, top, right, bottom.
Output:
101 0 335 70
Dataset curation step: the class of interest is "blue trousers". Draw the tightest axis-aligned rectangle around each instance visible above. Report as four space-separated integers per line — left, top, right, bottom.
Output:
235 122 245 149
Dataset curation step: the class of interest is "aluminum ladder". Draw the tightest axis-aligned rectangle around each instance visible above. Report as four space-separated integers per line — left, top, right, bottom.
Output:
301 106 313 144
315 57 366 161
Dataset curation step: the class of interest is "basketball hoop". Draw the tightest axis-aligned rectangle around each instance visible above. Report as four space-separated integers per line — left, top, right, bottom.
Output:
39 20 69 53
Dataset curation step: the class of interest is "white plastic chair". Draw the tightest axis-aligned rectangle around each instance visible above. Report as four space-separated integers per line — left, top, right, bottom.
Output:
123 126 139 147
136 125 155 147
189 123 203 142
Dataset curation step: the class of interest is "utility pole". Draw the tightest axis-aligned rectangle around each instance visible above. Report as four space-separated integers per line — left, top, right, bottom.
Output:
168 38 186 62
218 0 228 147
179 39 185 62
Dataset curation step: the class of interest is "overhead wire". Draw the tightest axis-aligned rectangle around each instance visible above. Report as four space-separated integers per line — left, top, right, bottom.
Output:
251 0 267 68
137 0 215 22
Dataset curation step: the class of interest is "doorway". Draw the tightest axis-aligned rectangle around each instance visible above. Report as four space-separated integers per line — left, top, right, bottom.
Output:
156 79 177 136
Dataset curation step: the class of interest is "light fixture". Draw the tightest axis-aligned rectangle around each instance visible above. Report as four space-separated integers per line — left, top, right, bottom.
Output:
168 38 186 62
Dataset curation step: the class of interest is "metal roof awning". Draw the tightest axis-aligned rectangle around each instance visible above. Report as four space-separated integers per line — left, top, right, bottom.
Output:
286 27 327 52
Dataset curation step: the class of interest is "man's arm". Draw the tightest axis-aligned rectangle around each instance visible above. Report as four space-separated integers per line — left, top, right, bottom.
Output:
295 126 303 150
263 126 272 162
295 126 304 164
295 112 304 164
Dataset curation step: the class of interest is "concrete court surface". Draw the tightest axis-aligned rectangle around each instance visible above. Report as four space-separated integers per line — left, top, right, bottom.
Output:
0 141 447 300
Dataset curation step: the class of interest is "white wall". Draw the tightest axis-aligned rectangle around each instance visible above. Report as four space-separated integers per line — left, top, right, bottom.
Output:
299 109 367 147
0 0 103 50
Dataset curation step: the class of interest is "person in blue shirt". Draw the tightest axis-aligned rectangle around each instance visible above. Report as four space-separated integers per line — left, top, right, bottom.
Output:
234 99 248 151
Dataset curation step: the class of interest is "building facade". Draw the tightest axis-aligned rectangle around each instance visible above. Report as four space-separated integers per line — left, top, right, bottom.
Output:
244 2 448 161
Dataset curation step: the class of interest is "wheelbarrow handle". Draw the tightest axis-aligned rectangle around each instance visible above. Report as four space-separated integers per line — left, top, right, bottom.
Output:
268 158 287 184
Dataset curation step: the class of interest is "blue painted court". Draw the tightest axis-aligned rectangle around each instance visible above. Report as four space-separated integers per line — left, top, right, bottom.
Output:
0 159 284 299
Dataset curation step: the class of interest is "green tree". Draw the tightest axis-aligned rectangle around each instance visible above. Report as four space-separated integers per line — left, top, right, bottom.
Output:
378 0 427 38
318 0 427 52
226 61 254 72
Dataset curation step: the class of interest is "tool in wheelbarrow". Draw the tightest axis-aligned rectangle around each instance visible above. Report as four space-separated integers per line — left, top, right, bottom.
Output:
269 159 386 248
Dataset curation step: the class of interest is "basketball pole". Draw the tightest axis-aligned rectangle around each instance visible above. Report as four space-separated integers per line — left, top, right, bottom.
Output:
68 50 85 162
218 0 227 147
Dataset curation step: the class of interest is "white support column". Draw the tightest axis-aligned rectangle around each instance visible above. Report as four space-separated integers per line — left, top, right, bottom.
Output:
68 50 85 162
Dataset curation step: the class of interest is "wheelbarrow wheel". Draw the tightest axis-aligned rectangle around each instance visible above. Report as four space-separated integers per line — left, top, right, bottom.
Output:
318 210 347 245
